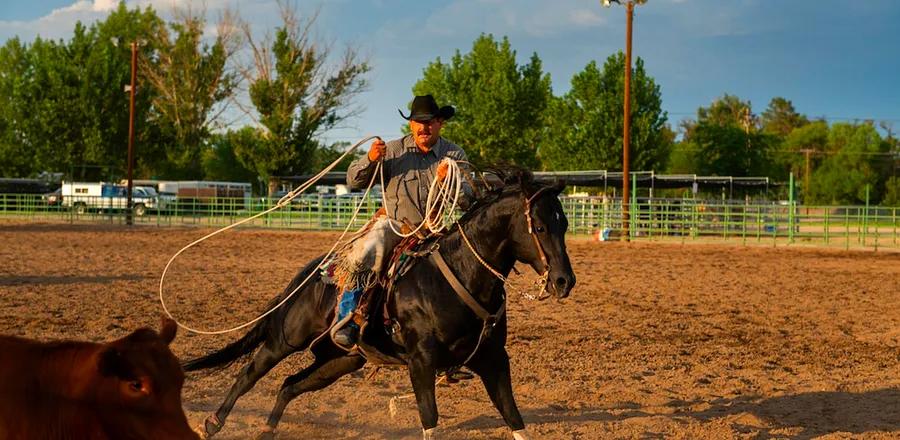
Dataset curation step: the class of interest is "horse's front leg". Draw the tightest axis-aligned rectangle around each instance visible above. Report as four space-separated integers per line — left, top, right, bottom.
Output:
407 347 439 439
468 347 529 440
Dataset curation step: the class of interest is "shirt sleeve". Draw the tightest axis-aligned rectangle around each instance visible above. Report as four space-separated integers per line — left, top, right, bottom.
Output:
346 153 376 190
445 146 475 211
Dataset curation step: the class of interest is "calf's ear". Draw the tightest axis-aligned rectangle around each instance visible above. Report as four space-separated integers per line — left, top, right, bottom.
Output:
159 318 177 345
98 347 134 379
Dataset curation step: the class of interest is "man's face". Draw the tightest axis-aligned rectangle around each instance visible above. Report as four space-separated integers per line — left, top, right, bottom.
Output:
409 118 443 150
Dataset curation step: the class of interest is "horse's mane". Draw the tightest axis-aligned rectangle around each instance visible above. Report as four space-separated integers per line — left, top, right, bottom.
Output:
456 164 541 225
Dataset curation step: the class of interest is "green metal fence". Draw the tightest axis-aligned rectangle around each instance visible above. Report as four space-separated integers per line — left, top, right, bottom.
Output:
2 193 897 249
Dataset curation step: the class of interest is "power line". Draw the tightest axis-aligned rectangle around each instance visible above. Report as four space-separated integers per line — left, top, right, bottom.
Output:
667 112 900 123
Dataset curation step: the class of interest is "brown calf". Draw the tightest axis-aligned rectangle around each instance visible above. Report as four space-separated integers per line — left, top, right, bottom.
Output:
0 319 198 439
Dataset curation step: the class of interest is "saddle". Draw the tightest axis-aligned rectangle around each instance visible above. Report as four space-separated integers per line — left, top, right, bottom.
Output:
349 234 439 365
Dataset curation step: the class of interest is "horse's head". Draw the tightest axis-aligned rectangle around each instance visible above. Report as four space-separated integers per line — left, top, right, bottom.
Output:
483 169 575 299
513 180 576 299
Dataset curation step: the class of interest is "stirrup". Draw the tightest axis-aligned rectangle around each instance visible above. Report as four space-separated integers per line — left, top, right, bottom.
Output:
328 314 357 350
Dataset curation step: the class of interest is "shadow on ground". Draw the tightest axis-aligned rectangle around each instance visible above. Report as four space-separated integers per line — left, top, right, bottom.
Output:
664 388 900 439
0 274 146 286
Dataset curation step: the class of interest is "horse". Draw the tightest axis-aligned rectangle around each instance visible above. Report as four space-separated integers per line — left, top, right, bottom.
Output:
183 169 576 439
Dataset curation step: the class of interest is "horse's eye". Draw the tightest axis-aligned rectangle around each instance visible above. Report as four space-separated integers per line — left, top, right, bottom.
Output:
536 226 546 233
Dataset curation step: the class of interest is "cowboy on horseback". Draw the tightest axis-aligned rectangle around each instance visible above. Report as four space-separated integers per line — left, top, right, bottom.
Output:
332 94 474 346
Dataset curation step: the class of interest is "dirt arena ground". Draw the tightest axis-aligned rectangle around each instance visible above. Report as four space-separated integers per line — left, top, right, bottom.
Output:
1 220 898 439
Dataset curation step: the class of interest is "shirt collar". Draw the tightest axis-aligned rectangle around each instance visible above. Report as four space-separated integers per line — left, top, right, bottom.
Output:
404 135 442 158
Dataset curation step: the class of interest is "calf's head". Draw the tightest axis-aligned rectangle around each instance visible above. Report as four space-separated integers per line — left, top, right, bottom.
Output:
95 318 198 439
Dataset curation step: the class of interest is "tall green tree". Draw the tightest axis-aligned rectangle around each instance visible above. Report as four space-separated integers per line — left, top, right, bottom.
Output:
778 120 828 185
141 6 241 178
761 97 808 137
412 34 551 168
807 123 890 204
540 53 670 171
234 6 369 194
202 130 259 183
679 95 777 177
0 37 32 176
0 4 166 179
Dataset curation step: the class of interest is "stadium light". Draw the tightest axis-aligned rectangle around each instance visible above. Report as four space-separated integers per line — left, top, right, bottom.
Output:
600 0 647 241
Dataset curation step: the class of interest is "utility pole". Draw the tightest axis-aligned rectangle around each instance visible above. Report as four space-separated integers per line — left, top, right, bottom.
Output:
603 0 646 240
622 0 634 241
800 148 813 199
125 41 137 226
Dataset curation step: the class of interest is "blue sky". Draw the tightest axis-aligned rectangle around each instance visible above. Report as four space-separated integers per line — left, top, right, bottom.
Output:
2 0 899 144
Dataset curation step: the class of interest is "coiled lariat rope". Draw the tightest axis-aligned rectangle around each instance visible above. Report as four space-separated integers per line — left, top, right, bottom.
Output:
159 136 470 335
380 156 466 237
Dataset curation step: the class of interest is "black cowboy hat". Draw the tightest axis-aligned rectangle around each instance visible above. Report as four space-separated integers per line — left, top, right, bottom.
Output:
398 95 455 122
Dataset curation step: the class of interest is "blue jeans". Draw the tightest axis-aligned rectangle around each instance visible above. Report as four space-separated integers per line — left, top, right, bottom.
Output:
337 287 363 328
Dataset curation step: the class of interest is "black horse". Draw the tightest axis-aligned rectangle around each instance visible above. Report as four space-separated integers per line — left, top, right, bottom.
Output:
183 170 576 439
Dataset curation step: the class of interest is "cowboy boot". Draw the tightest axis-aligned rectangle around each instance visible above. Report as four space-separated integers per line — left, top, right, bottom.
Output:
334 287 362 346
333 324 359 346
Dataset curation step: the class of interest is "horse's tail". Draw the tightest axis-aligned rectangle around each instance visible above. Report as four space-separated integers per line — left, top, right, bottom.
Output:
181 316 268 372
182 255 327 372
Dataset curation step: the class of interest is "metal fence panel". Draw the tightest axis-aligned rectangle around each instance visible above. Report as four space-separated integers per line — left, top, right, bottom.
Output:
1 193 896 249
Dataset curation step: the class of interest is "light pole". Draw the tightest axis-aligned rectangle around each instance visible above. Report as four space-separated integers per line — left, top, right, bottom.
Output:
113 38 140 226
126 41 137 226
603 0 645 241
110 37 146 226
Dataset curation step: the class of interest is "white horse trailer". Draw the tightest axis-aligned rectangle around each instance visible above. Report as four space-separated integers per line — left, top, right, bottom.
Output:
60 182 161 216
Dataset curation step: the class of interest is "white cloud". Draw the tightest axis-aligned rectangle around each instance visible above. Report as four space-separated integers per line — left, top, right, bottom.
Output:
0 0 250 42
0 1 112 41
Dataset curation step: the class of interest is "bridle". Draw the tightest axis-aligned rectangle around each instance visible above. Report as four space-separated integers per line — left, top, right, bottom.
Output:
458 186 556 301
522 187 553 298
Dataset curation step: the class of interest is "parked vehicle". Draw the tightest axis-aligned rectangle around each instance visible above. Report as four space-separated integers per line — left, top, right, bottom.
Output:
42 188 62 206
60 182 163 216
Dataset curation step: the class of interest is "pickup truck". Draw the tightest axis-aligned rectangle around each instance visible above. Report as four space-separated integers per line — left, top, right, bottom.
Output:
60 182 163 216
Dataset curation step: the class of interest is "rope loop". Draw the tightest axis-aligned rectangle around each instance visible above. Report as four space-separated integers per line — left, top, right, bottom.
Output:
159 136 382 335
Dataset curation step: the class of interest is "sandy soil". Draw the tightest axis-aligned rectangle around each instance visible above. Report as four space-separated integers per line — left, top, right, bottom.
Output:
1 221 899 439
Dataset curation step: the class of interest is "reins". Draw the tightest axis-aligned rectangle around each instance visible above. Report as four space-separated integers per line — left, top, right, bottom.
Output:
431 185 558 367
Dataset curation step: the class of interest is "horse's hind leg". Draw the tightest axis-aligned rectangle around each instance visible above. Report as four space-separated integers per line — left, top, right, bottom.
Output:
257 346 365 439
201 343 291 438
468 347 528 439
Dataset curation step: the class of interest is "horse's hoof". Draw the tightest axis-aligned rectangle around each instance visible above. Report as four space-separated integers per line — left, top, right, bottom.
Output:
255 430 276 440
512 429 532 440
202 415 223 438
423 427 436 439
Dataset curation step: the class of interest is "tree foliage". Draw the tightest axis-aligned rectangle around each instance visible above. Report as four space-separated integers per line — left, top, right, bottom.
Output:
777 120 828 185
0 4 165 179
412 34 551 168
761 97 808 137
202 130 259 183
679 95 777 177
141 6 241 178
540 53 670 171
807 123 890 204
233 6 369 194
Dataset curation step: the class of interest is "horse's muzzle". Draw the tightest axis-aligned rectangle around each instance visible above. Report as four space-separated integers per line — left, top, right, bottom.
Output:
547 272 575 299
